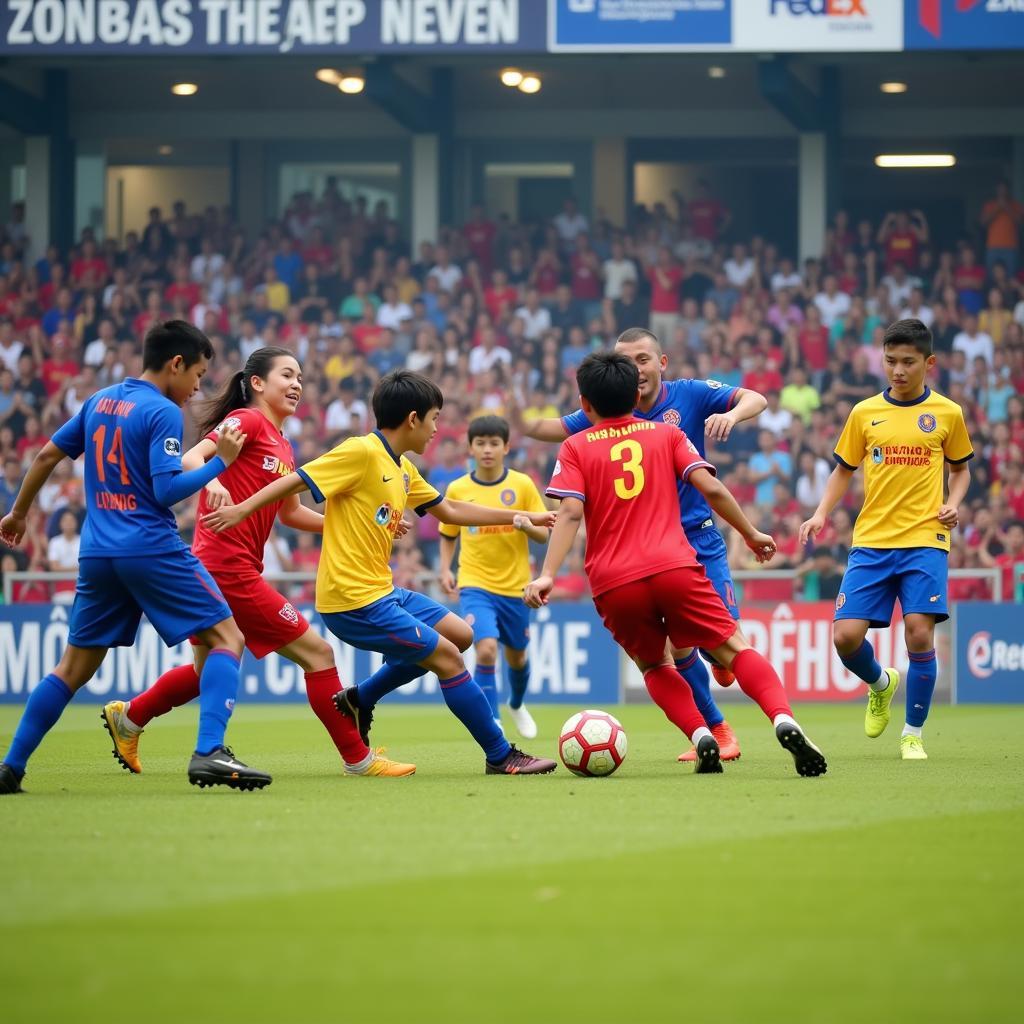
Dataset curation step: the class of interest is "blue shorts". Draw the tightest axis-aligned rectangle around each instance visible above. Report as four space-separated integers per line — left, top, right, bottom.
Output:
320 587 450 665
69 552 231 649
460 587 531 652
835 547 949 628
689 521 740 620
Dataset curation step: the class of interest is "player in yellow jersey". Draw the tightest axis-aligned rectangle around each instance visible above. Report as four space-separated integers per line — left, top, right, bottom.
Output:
205 370 558 775
439 416 550 739
801 319 973 760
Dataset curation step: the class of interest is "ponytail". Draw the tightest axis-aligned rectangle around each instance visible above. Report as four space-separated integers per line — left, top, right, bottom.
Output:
196 345 295 437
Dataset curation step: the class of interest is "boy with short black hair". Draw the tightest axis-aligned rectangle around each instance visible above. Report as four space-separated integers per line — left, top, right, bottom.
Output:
439 415 549 738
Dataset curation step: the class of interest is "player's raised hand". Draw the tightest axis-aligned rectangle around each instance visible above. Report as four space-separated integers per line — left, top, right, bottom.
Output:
0 511 26 547
523 575 554 608
745 531 777 563
203 478 233 510
439 568 458 598
526 510 557 529
203 503 246 533
705 411 737 442
215 425 247 466
799 513 825 547
937 504 960 529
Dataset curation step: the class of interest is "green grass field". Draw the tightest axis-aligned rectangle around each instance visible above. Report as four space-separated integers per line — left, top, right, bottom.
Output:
1 702 1020 1024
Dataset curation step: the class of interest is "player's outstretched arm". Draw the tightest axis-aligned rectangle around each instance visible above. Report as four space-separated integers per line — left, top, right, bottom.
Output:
507 392 569 444
203 471 309 533
277 493 325 534
152 425 246 508
705 387 768 441
512 513 551 544
438 534 459 597
688 468 776 562
184 437 233 510
0 441 69 546
429 498 556 531
523 498 583 607
799 463 855 545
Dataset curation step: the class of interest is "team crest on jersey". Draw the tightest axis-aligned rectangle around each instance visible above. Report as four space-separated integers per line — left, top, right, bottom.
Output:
403 473 411 493
553 459 562 475
375 503 393 526
918 413 937 433
278 602 299 625
500 488 516 506
836 593 846 611
686 438 699 454
163 437 181 456
705 379 724 389
872 446 884 464
218 416 242 434
663 409 681 426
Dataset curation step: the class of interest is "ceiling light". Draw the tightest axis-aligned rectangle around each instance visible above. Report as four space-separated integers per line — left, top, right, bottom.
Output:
158 145 173 156
708 66 726 79
500 67 523 87
880 81 907 94
518 74 541 94
338 74 365 95
316 68 341 85
875 154 956 169
171 82 198 97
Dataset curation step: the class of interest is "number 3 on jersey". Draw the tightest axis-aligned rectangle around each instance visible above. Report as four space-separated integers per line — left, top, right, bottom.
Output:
92 424 131 485
610 439 645 500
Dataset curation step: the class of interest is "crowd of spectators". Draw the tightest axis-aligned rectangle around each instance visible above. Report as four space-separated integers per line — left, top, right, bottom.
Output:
1 175 1023 606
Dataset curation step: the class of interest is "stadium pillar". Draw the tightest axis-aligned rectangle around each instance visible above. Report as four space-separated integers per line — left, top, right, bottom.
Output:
235 141 266 236
46 70 74 256
24 138 50 265
798 133 827 264
412 134 441 253
593 138 627 227
75 143 106 242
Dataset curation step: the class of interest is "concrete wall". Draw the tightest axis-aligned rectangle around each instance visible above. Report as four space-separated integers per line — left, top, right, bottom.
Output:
105 166 230 240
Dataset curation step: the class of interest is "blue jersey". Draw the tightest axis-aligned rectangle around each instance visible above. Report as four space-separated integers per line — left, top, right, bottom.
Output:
562 378 738 532
51 378 189 558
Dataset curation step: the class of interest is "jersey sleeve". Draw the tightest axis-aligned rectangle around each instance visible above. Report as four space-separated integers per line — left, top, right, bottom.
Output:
694 379 738 417
147 403 184 478
561 408 592 436
673 429 716 482
298 438 367 503
438 479 462 537
546 441 586 502
943 406 975 464
204 407 258 445
405 459 442 516
51 406 86 460
833 410 865 470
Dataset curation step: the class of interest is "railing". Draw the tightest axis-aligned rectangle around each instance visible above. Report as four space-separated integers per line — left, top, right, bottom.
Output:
2 568 1005 605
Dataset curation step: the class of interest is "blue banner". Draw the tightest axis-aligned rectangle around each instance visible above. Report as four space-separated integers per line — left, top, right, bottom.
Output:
905 0 1024 50
0 0 547 55
0 601 621 705
550 0 732 51
955 603 1024 704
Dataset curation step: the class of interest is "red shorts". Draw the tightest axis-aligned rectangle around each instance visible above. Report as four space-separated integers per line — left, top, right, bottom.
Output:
190 570 309 659
593 566 736 665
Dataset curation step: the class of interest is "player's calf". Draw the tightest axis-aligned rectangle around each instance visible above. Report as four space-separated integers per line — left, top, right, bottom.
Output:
333 686 374 746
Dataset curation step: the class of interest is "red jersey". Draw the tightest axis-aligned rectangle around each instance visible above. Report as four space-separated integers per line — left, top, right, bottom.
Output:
192 407 295 575
546 416 713 597
885 231 918 271
688 198 726 241
647 265 683 313
462 220 496 271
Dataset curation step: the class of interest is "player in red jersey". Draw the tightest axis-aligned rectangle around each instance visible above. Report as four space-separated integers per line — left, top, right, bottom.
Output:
524 353 827 777
100 347 415 778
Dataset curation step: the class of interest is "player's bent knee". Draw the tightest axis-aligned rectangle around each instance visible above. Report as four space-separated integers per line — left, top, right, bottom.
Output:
504 646 528 669
201 618 245 655
903 620 935 651
428 637 465 679
475 638 499 664
833 621 866 653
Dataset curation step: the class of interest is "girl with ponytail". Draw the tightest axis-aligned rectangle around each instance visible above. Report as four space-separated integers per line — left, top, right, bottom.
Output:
100 346 416 779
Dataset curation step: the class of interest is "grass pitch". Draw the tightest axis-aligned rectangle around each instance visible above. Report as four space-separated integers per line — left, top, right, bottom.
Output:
1 702 1020 1024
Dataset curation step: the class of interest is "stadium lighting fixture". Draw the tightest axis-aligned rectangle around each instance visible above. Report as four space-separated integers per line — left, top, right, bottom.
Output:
880 81 907 94
875 154 956 169
518 74 541 94
171 82 198 97
338 74 365 95
708 66 727 79
157 145 174 156
316 68 341 85
500 67 524 87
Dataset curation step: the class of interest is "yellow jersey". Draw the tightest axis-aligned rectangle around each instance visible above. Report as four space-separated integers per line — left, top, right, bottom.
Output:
833 387 973 552
439 469 547 596
298 431 441 612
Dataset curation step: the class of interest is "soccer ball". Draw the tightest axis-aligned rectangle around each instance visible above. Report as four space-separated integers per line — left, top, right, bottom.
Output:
558 710 627 777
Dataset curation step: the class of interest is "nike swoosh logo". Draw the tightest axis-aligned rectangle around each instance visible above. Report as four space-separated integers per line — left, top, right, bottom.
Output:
383 476 393 483
871 419 886 426
212 758 246 771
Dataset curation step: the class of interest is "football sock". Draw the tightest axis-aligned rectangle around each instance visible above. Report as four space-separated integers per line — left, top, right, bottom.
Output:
840 639 886 689
902 724 923 738
674 652 725 727
475 663 500 717
773 713 798 730
127 663 200 728
643 664 706 739
905 649 937 729
440 670 511 763
3 674 73 777
356 662 423 706
195 648 241 756
304 667 369 765
507 663 530 709
732 649 792 722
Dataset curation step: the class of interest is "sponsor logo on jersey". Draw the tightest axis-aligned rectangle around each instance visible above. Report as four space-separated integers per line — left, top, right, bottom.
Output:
163 437 181 456
278 602 299 625
836 592 846 610
872 446 884 464
663 409 681 426
262 455 292 477
500 488 516 506
705 379 724 389
218 416 242 433
375 503 393 526
918 413 937 433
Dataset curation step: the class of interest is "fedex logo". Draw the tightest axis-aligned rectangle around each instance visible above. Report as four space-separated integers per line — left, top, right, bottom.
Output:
769 0 868 14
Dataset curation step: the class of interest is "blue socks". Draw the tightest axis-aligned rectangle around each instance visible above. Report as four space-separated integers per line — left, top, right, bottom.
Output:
356 662 423 706
196 649 241 756
507 663 530 709
3 674 74 777
440 670 511 763
475 663 500 718
905 649 937 728
675 653 724 728
839 639 883 686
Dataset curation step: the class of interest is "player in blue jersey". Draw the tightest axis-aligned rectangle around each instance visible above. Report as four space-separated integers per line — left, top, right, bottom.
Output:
519 326 768 762
0 320 271 794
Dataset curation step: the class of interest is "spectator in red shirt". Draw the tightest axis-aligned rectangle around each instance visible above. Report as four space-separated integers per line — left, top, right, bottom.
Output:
483 268 518 322
684 180 730 242
791 304 830 379
462 203 497 275
954 246 987 315
163 261 201 309
37 262 67 310
40 335 80 398
301 226 334 270
569 234 602 309
16 413 47 460
741 351 784 395
646 245 684 343
877 209 928 272
70 238 108 293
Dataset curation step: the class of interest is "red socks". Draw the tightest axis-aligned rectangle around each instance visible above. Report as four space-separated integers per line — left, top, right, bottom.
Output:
732 649 792 721
304 667 369 765
127 663 200 727
643 664 707 739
